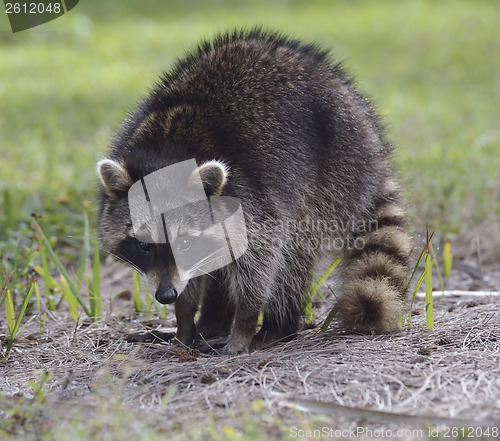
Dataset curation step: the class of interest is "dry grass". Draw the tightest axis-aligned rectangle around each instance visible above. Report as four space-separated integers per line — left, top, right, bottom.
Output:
1 267 499 440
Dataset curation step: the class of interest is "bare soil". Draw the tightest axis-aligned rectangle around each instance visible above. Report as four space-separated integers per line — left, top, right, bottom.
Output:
1 258 499 440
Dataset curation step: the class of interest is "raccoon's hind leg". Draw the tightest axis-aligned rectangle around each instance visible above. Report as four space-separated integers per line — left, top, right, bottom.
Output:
250 294 303 351
250 256 308 350
336 187 412 333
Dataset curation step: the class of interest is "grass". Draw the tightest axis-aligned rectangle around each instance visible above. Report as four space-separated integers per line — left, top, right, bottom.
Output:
2 281 35 359
1 386 293 441
0 0 499 439
1 0 499 242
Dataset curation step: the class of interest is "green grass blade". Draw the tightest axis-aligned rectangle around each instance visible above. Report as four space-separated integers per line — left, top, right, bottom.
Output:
4 283 35 359
26 370 51 403
86 275 101 320
0 262 4 299
320 304 339 332
39 246 56 311
133 270 142 314
425 251 434 330
75 212 91 291
429 240 445 292
305 302 316 325
60 275 79 320
306 256 342 328
443 239 453 277
407 230 437 329
401 246 425 328
89 244 101 321
309 255 342 301
0 270 13 309
34 282 46 334
407 267 427 328
159 385 178 408
140 281 162 318
144 280 152 313
33 221 91 317
33 264 59 311
403 247 425 297
304 300 312 324
5 289 16 335
17 246 41 277
10 247 20 289
146 290 168 318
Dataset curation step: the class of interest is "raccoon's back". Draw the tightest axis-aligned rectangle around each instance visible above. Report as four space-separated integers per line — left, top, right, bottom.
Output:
114 30 393 220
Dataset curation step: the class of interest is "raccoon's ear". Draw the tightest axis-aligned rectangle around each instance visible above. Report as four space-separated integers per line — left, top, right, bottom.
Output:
97 158 133 197
194 160 229 196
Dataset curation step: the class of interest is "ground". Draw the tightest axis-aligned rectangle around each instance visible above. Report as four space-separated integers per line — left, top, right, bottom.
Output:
1 259 499 441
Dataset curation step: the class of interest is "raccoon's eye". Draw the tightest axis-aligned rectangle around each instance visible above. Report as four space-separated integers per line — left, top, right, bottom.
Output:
176 237 192 253
137 241 151 254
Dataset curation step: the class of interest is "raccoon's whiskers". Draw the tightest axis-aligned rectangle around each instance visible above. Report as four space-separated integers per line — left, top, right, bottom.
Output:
187 248 227 279
192 267 219 282
110 252 143 275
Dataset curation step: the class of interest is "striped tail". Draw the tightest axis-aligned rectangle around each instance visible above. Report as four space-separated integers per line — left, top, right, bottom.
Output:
336 181 412 333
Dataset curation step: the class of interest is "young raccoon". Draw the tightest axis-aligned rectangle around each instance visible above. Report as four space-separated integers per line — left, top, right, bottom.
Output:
96 29 412 354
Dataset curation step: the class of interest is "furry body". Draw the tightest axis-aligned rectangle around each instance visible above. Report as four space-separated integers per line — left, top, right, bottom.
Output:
97 30 412 354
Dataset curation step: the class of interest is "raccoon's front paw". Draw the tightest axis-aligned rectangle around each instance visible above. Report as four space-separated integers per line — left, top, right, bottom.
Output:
221 334 251 354
174 322 197 346
220 343 248 355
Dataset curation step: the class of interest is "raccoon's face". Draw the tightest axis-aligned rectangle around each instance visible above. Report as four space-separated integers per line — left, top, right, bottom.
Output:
96 157 230 304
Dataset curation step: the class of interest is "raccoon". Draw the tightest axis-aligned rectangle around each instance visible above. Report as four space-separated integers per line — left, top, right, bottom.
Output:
96 29 412 354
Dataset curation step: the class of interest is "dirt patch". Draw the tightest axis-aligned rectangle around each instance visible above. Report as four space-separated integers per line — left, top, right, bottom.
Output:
1 260 499 439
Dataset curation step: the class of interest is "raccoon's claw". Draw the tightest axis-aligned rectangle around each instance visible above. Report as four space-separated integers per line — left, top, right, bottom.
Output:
220 343 249 355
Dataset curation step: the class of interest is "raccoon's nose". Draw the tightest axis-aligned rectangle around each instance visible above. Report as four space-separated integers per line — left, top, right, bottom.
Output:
155 286 178 304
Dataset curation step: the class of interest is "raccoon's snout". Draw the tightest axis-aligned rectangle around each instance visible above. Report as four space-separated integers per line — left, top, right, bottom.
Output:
155 285 178 304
